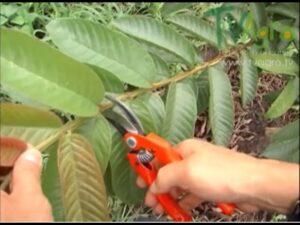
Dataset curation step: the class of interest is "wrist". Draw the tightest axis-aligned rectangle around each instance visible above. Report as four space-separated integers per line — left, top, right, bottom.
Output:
244 158 299 213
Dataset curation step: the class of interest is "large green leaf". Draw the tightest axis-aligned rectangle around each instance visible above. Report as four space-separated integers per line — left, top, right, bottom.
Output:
160 3 194 16
293 25 299 50
47 18 156 88
141 93 166 135
209 64 234 146
88 65 124 93
240 50 258 107
260 120 299 163
0 103 62 146
166 15 229 49
265 76 299 119
76 114 112 173
252 53 299 76
57 133 110 221
266 3 299 20
194 71 210 114
0 103 62 127
129 93 166 135
250 3 267 30
162 82 197 145
0 28 103 117
150 53 171 82
129 99 157 134
109 129 146 204
42 143 65 221
111 16 198 67
103 164 115 197
0 127 58 147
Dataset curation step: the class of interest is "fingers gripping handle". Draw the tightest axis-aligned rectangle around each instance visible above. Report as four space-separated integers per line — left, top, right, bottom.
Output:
125 133 236 217
156 194 192 221
127 154 192 221
145 133 237 216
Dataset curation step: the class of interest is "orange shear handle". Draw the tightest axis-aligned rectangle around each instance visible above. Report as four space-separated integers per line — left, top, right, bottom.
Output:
127 154 192 221
124 132 236 216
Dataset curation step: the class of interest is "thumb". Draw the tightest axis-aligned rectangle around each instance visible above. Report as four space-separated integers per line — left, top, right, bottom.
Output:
150 161 185 194
11 148 43 195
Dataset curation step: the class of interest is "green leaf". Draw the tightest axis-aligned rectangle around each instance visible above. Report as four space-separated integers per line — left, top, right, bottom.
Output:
266 3 299 20
162 82 197 145
265 77 299 119
76 114 112 173
57 133 110 221
109 129 145 204
263 90 281 104
129 99 157 134
150 53 171 82
252 53 299 76
260 120 299 163
141 93 166 135
42 143 65 221
293 25 299 50
240 50 258 107
0 28 103 117
195 71 210 114
0 103 62 127
0 126 58 147
103 164 115 197
0 4 19 18
250 3 268 30
209 64 234 146
88 65 124 94
111 15 198 67
0 15 8 25
130 93 166 135
0 103 62 146
271 20 295 33
167 15 229 49
160 3 194 16
3 87 50 109
11 15 25 25
47 18 155 88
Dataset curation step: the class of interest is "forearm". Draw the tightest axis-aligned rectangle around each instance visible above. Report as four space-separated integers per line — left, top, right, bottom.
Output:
245 159 299 214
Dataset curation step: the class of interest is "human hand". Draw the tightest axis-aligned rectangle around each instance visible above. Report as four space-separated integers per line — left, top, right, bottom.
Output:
0 148 53 222
136 139 270 215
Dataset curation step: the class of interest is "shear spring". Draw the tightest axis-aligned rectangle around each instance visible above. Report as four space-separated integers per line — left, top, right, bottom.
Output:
137 150 154 164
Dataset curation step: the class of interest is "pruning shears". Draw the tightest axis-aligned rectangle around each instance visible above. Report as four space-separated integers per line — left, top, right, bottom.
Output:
104 94 236 222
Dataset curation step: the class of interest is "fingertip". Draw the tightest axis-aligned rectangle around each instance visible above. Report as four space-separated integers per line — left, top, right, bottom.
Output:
12 148 43 194
145 191 157 208
149 181 160 194
20 148 42 167
150 161 184 194
136 176 147 188
153 204 164 216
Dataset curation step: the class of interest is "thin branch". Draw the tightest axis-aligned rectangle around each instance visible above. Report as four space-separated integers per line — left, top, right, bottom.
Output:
99 40 253 110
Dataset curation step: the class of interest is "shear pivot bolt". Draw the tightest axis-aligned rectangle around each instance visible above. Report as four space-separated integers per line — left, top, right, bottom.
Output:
126 137 137 148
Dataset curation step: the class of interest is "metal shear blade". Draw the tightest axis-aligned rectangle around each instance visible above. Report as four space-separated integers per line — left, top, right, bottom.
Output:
103 94 144 136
